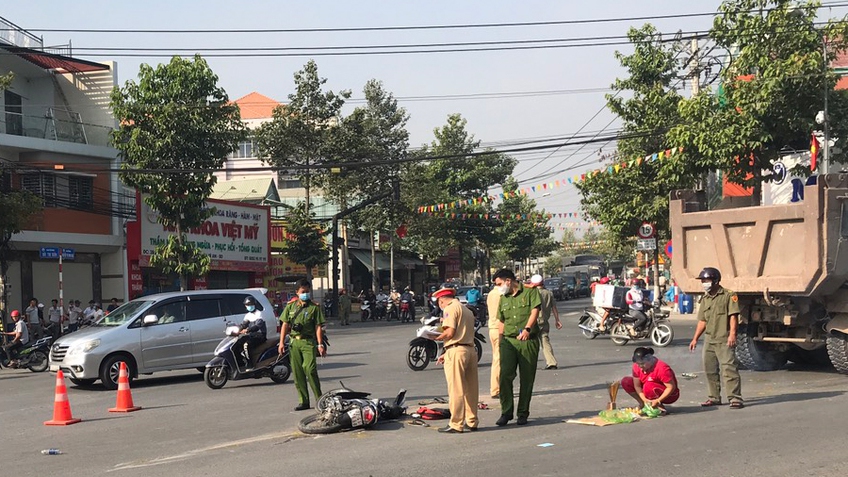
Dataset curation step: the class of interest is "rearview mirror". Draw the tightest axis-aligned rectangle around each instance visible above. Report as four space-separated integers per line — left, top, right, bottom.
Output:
143 315 158 325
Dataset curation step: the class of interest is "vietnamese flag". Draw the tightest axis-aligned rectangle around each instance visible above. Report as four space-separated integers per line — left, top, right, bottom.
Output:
810 134 820 171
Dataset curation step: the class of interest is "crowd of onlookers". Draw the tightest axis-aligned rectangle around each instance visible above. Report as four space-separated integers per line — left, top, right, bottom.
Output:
4 297 123 341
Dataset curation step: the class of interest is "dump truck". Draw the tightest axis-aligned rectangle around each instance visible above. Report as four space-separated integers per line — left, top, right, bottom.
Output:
669 175 848 374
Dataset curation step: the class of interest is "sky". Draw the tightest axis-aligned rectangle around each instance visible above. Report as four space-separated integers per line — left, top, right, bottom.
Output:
6 1 846 239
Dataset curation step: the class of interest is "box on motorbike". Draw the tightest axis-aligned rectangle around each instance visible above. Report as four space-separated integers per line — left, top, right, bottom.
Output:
592 284 628 310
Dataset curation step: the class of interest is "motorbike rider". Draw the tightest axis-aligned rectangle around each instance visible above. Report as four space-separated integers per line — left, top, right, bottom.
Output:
595 276 612 332
375 289 389 319
238 296 267 368
626 282 648 335
400 287 415 320
2 310 29 367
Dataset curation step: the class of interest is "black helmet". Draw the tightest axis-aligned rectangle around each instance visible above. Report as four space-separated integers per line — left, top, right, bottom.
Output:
243 296 256 307
632 346 655 363
697 267 721 282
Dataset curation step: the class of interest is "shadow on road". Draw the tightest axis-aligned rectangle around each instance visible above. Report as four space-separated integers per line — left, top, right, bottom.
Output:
70 372 205 391
746 390 844 406
328 351 370 358
317 362 365 370
533 382 610 396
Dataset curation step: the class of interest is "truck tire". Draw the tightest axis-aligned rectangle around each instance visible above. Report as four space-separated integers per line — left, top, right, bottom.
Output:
735 330 787 371
788 347 832 367
826 333 848 374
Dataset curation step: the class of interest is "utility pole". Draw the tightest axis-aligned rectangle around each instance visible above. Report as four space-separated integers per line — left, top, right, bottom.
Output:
689 37 701 96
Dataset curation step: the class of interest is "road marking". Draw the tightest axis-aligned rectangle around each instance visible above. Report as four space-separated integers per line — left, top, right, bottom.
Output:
109 430 305 471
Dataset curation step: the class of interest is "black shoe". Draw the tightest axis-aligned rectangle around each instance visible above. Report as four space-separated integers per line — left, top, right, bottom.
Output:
294 403 311 411
496 415 511 427
465 425 478 432
545 365 558 370
516 416 528 425
491 394 500 399
438 426 462 434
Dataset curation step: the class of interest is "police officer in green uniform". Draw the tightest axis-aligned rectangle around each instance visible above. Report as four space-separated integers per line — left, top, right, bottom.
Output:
689 267 744 409
278 279 326 411
493 269 542 426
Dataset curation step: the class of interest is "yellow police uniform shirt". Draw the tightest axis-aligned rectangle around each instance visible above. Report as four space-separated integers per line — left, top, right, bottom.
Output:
280 300 325 340
487 287 502 329
443 299 475 347
498 285 542 337
697 286 740 341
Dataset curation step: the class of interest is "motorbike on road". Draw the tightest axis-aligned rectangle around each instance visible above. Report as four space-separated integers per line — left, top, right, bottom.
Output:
406 313 485 371
400 299 414 323
204 325 291 389
0 335 50 372
298 382 407 434
607 301 674 347
386 299 399 322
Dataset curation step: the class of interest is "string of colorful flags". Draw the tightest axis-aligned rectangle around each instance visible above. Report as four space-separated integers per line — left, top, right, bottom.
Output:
419 211 600 224
416 146 684 214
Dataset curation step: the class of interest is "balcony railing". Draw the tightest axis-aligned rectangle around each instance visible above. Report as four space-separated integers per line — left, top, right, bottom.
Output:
1 108 113 147
0 16 42 49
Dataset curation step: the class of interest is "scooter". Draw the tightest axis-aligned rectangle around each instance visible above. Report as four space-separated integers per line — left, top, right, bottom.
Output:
608 301 674 347
204 325 291 389
360 298 372 322
406 313 485 371
298 381 407 434
386 299 399 322
577 308 624 339
400 299 413 323
0 335 50 372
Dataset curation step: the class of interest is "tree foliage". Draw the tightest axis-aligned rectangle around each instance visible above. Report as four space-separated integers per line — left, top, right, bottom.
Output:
280 202 329 281
496 178 558 264
577 25 694 249
0 168 42 314
669 0 848 201
111 55 246 290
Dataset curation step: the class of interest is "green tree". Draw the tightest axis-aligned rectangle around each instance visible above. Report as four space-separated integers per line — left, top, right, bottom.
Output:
495 178 557 274
576 24 692 252
281 202 329 281
0 167 41 323
255 60 350 213
670 0 848 203
111 55 246 290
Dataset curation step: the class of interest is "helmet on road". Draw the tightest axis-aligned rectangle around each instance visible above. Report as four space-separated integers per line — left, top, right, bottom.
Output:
697 267 722 282
243 296 256 307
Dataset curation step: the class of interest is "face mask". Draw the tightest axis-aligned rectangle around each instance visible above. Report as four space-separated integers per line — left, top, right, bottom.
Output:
431 296 438 303
498 284 511 295
701 282 713 292
246 305 256 312
299 293 311 301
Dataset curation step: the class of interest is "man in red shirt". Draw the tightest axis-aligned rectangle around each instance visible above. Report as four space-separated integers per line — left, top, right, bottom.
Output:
620 347 679 414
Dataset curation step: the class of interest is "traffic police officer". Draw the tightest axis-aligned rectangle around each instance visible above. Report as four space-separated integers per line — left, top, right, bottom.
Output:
430 287 479 433
338 289 352 326
689 267 744 409
279 279 326 411
493 269 542 426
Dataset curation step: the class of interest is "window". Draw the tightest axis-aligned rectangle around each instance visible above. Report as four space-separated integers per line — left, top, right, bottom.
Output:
187 299 221 321
221 294 264 316
229 139 256 159
146 301 186 325
4 90 22 136
68 175 93 210
20 173 55 207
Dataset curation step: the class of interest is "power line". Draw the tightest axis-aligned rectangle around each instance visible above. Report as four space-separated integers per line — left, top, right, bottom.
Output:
13 3 848 34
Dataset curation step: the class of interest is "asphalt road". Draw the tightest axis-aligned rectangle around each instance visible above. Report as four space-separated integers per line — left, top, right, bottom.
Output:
2 298 847 477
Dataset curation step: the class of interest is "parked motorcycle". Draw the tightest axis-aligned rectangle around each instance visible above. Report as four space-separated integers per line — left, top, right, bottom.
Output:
406 313 485 371
400 299 414 323
386 299 399 322
360 298 373 322
607 301 674 347
204 325 291 389
374 298 387 321
323 296 334 318
0 335 50 372
298 382 407 434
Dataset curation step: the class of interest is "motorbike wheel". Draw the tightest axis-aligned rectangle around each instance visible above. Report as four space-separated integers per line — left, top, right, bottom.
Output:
361 310 370 322
650 323 674 347
475 339 483 363
204 365 230 389
27 350 49 373
298 413 345 434
407 344 430 371
579 314 598 340
270 363 291 384
610 323 630 346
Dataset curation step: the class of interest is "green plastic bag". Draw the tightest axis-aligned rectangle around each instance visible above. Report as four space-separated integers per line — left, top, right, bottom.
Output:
641 405 662 418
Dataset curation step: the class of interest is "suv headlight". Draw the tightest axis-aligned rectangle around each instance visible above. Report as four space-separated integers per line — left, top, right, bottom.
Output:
67 339 101 356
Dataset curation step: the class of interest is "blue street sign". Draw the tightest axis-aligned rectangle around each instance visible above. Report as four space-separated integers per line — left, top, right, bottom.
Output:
39 247 75 260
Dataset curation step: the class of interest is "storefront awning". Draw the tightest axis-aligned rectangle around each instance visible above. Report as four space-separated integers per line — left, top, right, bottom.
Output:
350 249 420 272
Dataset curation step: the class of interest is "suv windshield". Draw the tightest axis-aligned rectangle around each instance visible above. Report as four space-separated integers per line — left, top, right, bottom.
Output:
98 300 153 326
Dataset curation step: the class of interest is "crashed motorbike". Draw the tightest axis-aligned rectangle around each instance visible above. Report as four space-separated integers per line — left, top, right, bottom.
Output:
298 382 407 434
406 313 485 371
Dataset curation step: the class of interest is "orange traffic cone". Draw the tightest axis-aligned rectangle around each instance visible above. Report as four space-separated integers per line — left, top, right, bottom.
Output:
109 362 141 413
44 370 82 426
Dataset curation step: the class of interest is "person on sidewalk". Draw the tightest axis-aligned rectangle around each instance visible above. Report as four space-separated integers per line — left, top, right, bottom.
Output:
493 269 541 427
529 275 562 370
338 289 351 326
430 287 479 433
279 279 326 411
486 284 502 399
25 298 44 340
620 346 679 414
48 299 63 337
689 267 744 409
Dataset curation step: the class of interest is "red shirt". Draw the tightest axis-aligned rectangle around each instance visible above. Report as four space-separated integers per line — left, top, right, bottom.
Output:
632 359 677 388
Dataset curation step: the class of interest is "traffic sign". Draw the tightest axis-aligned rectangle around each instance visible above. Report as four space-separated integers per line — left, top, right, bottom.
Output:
636 238 657 251
637 222 655 239
39 247 75 260
664 240 672 258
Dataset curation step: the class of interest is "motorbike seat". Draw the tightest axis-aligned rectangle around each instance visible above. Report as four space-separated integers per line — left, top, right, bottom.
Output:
252 339 277 357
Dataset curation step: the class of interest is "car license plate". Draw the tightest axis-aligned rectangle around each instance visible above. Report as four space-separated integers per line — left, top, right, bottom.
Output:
49 364 60 372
